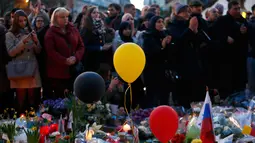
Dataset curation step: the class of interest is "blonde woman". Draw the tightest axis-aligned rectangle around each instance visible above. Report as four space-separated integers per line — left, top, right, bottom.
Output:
5 10 41 113
44 7 84 99
114 13 136 38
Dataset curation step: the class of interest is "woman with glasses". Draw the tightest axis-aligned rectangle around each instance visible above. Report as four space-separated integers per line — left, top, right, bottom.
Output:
33 16 45 32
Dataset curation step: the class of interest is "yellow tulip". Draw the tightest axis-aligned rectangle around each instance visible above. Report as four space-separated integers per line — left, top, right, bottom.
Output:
191 139 202 143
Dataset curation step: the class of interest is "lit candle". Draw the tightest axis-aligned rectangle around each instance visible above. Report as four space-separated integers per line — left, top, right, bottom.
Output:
20 114 25 119
85 129 94 141
123 124 131 132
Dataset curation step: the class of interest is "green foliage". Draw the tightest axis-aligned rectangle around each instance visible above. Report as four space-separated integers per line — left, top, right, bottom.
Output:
24 127 40 143
0 122 16 141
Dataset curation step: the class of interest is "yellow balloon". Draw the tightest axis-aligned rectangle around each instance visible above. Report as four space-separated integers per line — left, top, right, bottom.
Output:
242 12 247 19
113 43 146 83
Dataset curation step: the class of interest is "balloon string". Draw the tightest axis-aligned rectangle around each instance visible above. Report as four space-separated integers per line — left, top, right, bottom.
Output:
123 84 139 142
124 86 130 117
129 83 132 111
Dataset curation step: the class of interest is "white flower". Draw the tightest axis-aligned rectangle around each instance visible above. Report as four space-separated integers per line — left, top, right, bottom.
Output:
96 101 102 105
50 131 60 137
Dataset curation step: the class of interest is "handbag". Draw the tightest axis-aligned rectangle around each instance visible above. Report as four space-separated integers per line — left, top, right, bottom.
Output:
5 31 37 80
6 58 37 80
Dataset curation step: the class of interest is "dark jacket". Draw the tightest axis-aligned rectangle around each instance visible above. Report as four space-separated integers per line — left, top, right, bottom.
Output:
0 24 10 92
167 17 203 80
143 16 168 89
248 16 255 58
190 13 209 32
167 17 206 105
105 15 122 30
44 23 85 79
190 13 210 79
210 13 248 92
80 26 105 72
74 13 84 29
36 24 50 80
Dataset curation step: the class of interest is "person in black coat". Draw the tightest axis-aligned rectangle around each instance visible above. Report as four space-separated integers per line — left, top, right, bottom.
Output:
189 1 211 87
0 24 14 111
105 3 122 30
247 5 255 92
36 7 56 100
143 16 172 108
74 5 88 30
80 6 112 72
210 0 248 98
167 4 206 108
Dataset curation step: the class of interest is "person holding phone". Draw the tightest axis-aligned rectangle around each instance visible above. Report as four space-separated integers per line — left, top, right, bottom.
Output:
97 64 124 114
5 10 41 114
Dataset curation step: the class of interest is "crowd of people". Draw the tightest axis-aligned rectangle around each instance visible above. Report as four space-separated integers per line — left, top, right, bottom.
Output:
0 0 254 114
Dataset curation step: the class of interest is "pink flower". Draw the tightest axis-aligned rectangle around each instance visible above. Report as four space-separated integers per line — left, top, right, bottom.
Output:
42 113 52 121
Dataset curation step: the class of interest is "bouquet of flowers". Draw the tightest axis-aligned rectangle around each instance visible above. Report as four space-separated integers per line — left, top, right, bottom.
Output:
131 108 153 124
0 121 16 142
0 108 17 120
24 127 40 143
42 98 70 117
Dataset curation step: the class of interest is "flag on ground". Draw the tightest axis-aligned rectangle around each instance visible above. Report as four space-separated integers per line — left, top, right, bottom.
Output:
197 91 215 143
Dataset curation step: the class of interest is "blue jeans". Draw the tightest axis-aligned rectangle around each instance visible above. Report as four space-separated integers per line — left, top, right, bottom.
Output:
247 57 255 92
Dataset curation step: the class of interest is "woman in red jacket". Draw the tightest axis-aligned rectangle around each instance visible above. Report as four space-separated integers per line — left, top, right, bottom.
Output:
44 7 85 99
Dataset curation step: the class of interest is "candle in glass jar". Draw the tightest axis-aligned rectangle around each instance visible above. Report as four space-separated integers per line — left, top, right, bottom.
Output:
85 129 94 141
123 124 131 132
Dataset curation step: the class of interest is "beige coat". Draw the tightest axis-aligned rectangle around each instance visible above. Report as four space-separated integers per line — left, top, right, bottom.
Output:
5 31 41 89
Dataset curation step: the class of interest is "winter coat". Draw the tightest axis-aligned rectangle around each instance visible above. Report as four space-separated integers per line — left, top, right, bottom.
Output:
44 23 85 79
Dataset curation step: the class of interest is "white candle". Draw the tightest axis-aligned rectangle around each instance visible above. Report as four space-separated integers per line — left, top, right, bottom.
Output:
85 129 94 141
123 124 131 132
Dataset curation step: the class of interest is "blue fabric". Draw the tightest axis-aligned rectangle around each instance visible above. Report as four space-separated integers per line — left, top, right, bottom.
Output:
203 103 211 119
247 57 255 92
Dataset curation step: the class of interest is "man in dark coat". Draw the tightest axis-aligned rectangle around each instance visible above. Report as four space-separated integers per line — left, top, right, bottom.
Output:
0 24 14 111
105 3 122 30
211 0 248 98
74 5 88 30
189 0 211 88
167 4 206 108
247 4 255 92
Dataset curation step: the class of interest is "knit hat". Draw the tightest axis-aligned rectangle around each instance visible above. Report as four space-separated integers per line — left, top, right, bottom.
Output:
175 3 189 14
215 3 224 14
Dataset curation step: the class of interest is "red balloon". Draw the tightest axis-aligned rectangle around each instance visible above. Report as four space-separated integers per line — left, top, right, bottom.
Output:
49 123 59 134
40 126 50 135
149 106 179 143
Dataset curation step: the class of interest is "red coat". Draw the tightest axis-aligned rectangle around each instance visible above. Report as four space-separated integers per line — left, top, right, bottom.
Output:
44 23 85 79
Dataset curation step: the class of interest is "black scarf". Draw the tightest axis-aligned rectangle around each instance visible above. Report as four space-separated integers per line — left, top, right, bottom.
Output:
147 16 166 43
119 22 133 42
